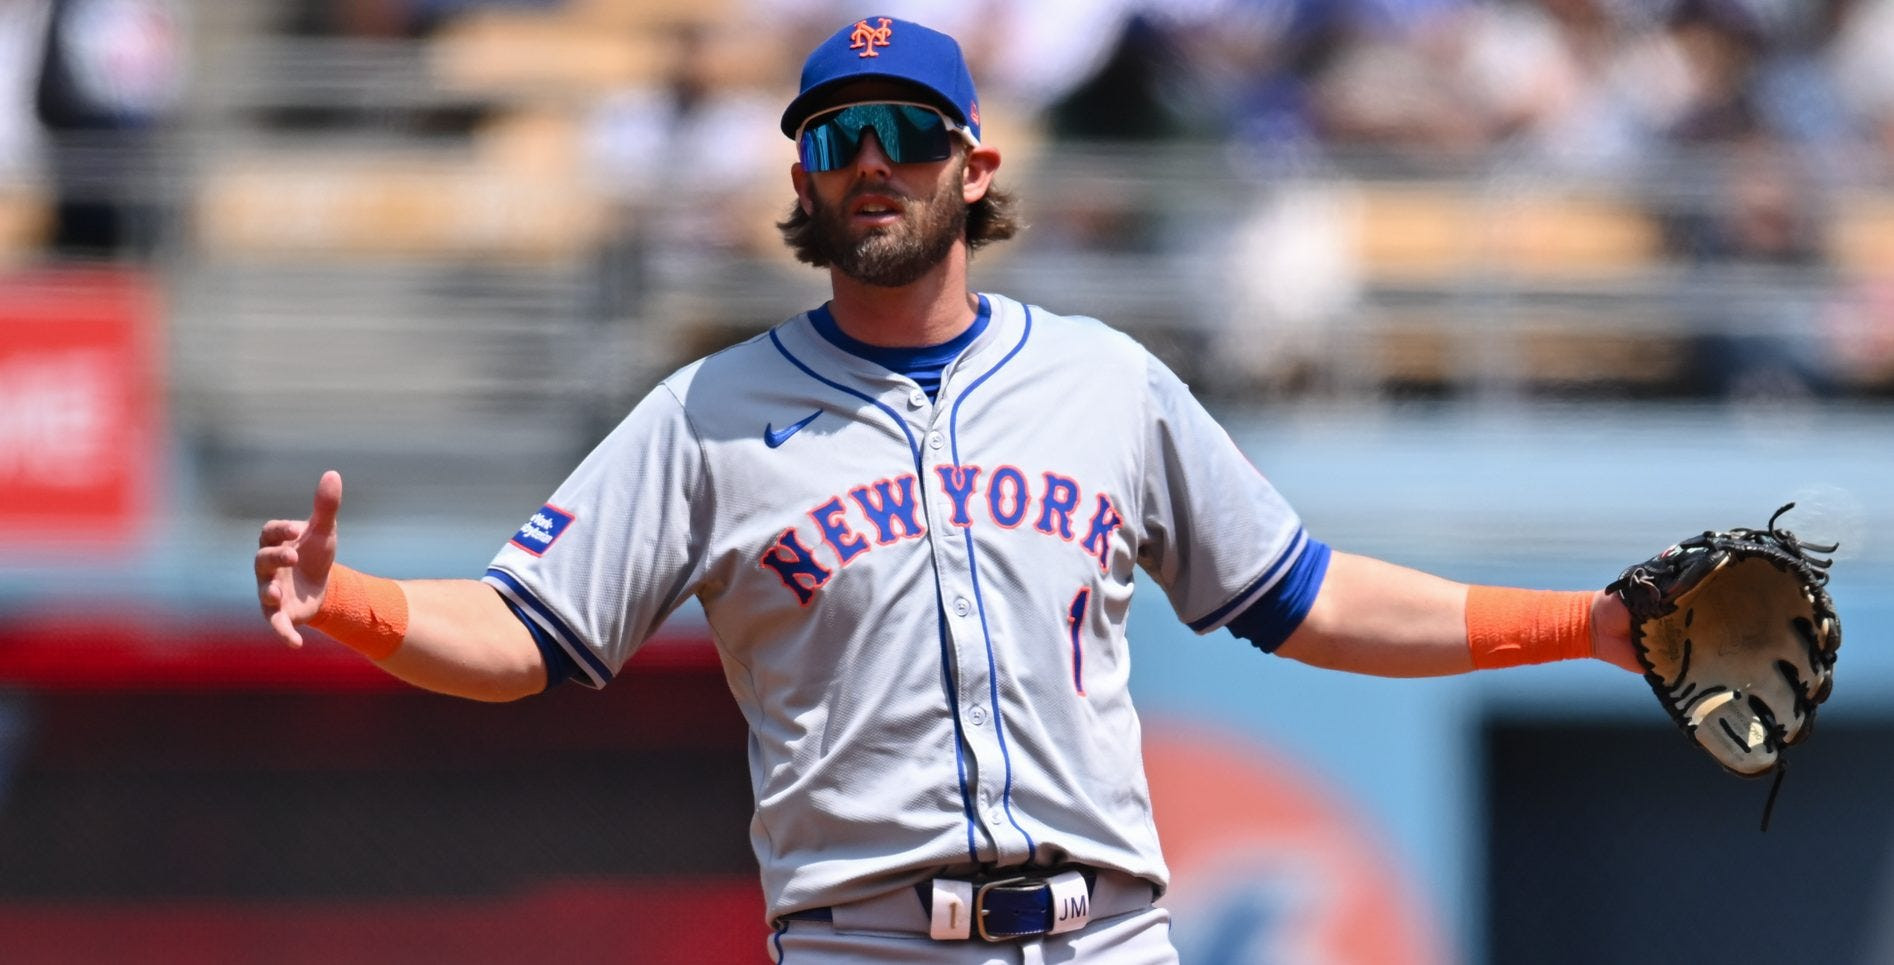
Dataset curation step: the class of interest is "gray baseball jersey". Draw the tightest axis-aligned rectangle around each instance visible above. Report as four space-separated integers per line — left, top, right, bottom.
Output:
482 292 1314 920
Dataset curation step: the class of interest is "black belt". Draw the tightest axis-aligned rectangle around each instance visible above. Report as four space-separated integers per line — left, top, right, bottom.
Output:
785 865 1103 942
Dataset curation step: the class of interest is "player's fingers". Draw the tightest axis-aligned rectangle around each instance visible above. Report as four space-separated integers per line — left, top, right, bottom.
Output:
254 545 298 580
259 519 305 547
307 470 343 536
269 608 304 648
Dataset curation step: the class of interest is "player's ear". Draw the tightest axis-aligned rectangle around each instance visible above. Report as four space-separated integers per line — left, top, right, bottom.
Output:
790 161 815 215
962 144 1000 205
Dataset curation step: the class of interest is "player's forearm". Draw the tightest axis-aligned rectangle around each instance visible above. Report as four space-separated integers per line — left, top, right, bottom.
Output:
318 574 546 701
1274 551 1476 677
1276 551 1615 677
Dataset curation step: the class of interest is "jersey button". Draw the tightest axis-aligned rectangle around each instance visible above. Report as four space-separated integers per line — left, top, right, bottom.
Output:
952 597 971 617
927 431 944 450
968 705 986 725
908 390 927 408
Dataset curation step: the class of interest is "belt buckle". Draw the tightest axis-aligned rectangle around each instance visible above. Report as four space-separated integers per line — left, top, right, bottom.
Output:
973 875 1038 942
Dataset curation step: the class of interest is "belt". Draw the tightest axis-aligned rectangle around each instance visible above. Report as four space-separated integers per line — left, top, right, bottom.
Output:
782 865 1154 942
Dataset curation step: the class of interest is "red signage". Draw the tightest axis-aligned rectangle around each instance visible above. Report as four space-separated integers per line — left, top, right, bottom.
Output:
0 268 160 547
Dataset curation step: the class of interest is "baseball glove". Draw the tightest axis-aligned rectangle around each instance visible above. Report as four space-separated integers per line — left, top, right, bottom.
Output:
1607 503 1841 826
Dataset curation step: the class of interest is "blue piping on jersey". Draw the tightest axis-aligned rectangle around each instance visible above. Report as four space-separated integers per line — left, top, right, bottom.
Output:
770 325 984 863
1186 527 1309 633
937 594 981 859
768 329 921 464
484 566 613 686
945 303 1040 859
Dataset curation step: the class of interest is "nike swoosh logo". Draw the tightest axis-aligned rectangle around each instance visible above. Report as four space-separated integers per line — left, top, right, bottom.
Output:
764 410 821 448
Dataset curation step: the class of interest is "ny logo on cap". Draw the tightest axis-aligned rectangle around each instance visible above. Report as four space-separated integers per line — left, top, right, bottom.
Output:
850 17 893 57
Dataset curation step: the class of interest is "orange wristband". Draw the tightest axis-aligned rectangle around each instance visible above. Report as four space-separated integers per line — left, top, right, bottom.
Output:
308 564 408 661
1465 586 1593 670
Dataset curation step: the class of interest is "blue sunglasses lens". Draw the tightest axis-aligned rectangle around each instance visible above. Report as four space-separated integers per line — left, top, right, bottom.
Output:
799 103 955 172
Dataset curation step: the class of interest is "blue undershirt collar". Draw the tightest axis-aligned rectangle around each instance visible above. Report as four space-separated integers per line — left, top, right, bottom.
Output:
808 295 991 400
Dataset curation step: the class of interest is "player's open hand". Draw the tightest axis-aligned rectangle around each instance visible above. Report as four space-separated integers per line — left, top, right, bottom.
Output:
1589 588 1641 674
255 470 344 648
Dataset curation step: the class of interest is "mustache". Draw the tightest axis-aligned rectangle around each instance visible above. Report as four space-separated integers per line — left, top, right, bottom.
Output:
842 185 919 207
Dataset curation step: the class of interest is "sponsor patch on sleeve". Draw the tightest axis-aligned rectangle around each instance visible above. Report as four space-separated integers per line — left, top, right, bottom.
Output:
510 504 576 556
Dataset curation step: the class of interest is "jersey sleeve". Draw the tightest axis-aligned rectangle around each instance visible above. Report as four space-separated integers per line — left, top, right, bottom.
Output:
1134 351 1317 636
482 382 710 687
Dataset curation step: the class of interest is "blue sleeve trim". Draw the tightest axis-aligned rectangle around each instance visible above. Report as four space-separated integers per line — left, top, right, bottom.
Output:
1226 538 1331 654
500 595 580 691
483 567 613 688
1186 528 1308 633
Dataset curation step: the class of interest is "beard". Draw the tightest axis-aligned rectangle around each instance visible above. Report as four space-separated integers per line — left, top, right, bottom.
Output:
804 169 968 288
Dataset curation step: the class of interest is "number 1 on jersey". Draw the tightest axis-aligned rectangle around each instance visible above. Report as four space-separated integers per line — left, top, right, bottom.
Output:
1066 588 1090 696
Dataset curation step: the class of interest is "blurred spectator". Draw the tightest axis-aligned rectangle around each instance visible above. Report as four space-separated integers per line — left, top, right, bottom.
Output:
0 0 49 181
1674 134 1839 399
1660 1 1770 144
1045 12 1203 143
1821 273 1894 395
280 0 561 38
1213 172 1361 397
582 20 783 279
1294 0 1693 172
268 0 510 135
280 0 417 38
1468 0 1689 174
33 0 182 260
1206 1 1342 161
1830 0 1894 158
1820 0 1894 393
1740 0 1855 154
1303 0 1496 161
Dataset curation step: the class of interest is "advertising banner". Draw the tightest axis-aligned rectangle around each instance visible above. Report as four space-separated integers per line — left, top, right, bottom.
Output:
0 269 159 548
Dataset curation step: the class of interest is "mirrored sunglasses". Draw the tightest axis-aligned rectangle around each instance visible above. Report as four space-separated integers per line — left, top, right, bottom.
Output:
796 101 972 173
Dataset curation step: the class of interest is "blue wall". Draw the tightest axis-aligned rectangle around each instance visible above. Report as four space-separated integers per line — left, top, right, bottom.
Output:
1127 402 1894 962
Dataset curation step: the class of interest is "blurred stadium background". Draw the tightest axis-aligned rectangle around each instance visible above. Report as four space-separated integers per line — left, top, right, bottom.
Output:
1 0 1892 962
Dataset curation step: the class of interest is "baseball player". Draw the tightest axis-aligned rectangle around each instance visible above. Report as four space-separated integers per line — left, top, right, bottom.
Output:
255 16 1642 963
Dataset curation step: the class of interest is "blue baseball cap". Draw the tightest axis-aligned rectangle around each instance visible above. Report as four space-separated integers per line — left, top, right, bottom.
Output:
780 16 980 143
